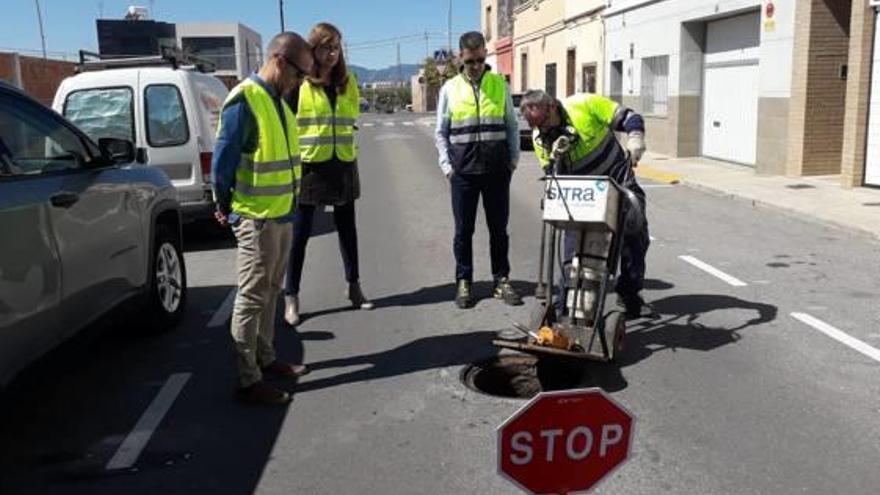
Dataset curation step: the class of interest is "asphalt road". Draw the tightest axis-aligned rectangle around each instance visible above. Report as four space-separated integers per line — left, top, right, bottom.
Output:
1 111 878 495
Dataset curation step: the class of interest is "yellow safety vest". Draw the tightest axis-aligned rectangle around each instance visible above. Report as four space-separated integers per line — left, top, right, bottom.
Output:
446 72 509 173
533 93 625 174
220 78 300 219
297 75 360 162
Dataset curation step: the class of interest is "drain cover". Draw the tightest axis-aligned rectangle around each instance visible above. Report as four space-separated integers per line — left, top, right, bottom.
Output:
461 355 582 399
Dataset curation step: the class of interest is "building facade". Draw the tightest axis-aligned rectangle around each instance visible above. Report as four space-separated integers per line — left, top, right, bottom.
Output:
604 0 876 187
513 0 606 97
482 0 516 81
177 23 263 85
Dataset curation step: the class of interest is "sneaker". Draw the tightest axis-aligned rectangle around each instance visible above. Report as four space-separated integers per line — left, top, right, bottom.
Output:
348 282 374 310
494 278 523 306
261 360 309 379
284 295 300 326
235 382 291 405
455 279 474 309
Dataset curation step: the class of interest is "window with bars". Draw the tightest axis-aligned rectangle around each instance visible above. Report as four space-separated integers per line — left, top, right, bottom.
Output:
640 55 669 116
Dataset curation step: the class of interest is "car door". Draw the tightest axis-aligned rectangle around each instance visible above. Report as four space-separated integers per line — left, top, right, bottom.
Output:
6 88 143 338
139 72 202 205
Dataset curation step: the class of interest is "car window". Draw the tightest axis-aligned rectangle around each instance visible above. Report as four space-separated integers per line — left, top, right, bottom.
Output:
64 87 135 144
0 93 92 176
512 94 522 107
145 85 189 147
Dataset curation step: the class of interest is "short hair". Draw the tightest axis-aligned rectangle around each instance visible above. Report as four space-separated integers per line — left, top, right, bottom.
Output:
266 31 310 59
459 31 486 51
521 89 554 108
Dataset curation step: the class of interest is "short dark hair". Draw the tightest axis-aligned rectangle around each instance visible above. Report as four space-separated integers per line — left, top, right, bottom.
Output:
459 31 486 51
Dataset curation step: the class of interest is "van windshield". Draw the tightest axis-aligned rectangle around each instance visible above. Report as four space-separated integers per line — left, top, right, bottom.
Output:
64 87 135 144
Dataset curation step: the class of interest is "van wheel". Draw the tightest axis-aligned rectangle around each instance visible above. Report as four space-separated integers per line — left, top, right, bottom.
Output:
145 225 187 331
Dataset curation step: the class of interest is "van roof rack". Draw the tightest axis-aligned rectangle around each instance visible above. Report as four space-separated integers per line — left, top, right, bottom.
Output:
76 47 217 74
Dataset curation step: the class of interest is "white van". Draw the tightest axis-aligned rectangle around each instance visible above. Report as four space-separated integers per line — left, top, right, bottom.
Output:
53 66 229 221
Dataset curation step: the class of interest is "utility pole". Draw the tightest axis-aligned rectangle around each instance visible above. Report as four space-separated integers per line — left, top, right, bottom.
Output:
279 0 285 32
424 31 429 60
34 0 47 59
447 0 452 56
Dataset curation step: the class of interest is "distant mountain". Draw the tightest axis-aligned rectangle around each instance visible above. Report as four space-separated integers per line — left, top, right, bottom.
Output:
349 64 421 84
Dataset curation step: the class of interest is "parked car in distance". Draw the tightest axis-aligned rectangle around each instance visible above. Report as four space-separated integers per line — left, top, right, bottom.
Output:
0 81 187 386
511 93 533 151
53 64 229 222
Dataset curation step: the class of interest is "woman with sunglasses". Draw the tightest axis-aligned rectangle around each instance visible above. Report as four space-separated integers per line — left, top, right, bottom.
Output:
283 22 373 326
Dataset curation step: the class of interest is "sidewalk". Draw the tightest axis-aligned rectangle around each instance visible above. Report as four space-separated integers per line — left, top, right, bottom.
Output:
635 154 880 241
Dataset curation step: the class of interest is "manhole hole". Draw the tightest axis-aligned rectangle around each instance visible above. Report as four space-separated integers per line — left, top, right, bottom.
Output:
785 183 815 190
460 355 582 399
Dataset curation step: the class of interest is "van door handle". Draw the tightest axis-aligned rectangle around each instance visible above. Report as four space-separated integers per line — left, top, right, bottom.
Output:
713 121 721 128
50 192 80 208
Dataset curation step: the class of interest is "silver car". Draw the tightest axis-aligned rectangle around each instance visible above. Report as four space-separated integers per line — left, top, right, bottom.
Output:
0 82 187 386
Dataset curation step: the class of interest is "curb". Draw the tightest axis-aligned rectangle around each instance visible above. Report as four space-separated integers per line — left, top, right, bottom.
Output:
676 178 880 242
635 164 681 184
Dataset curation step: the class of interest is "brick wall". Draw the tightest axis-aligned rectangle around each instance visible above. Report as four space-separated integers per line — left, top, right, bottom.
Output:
0 53 75 107
788 0 852 176
841 1 873 187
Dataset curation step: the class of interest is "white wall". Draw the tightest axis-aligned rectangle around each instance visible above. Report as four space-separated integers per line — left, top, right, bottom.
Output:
604 0 795 100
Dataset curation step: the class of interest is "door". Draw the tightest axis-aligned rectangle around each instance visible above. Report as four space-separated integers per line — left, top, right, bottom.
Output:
139 72 202 204
702 12 761 165
864 13 880 186
0 94 63 380
609 61 623 103
582 63 597 94
702 63 759 164
22 88 142 334
545 63 557 98
566 49 576 96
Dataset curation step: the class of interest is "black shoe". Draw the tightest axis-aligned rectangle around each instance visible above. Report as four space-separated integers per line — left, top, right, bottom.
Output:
494 277 523 306
455 279 474 309
617 293 653 320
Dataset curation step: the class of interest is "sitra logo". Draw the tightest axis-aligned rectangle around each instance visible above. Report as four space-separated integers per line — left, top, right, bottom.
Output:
547 185 596 202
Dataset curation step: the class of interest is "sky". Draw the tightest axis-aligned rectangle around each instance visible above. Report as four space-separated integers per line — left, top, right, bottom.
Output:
2 0 479 69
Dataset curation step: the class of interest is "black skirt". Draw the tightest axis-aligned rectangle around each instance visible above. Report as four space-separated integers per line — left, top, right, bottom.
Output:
298 158 361 206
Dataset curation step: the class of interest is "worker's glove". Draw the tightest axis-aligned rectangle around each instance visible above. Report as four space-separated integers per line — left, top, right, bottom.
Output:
550 135 571 160
626 131 646 166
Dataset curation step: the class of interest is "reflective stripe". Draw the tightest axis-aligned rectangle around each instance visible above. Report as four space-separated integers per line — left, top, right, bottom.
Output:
450 116 505 128
449 131 508 144
299 135 354 146
249 157 300 174
297 116 357 127
235 182 293 197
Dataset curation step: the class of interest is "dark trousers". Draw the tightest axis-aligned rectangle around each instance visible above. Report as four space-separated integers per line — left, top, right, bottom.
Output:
450 168 512 283
555 164 650 313
285 202 359 295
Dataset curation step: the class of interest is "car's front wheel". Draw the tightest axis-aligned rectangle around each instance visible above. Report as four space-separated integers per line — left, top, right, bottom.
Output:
145 224 187 331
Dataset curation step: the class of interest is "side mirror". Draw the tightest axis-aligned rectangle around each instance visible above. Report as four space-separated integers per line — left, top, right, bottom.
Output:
98 138 135 165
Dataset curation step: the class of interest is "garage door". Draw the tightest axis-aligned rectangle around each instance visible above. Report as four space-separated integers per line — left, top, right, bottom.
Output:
864 12 880 186
701 12 761 166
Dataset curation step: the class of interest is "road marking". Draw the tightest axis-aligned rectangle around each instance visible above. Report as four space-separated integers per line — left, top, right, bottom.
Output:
106 373 191 470
635 165 681 184
421 120 434 126
362 122 375 127
402 121 414 126
383 122 395 127
208 288 236 328
678 255 747 287
791 312 880 363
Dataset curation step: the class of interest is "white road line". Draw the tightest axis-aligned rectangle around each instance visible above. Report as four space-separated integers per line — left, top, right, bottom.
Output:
791 312 880 363
678 255 747 287
421 120 434 126
208 288 236 328
383 122 395 127
362 122 375 127
402 121 414 126
106 373 191 470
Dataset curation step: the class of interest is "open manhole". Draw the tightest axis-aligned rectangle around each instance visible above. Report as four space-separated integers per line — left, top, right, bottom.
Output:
461 355 582 399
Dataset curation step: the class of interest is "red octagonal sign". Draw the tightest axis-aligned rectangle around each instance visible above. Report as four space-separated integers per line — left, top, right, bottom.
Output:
497 388 636 494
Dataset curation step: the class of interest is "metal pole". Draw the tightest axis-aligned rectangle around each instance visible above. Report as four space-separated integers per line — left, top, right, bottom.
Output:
447 0 452 56
279 0 285 32
34 0 47 59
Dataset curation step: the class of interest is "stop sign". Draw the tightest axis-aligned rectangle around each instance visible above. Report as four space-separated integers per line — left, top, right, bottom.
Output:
497 388 636 494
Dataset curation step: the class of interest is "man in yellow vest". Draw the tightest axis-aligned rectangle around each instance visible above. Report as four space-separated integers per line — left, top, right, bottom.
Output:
435 32 523 309
521 89 651 319
212 32 313 405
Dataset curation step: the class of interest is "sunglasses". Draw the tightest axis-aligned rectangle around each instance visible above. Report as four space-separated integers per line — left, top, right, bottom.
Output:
463 57 486 66
281 55 309 78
